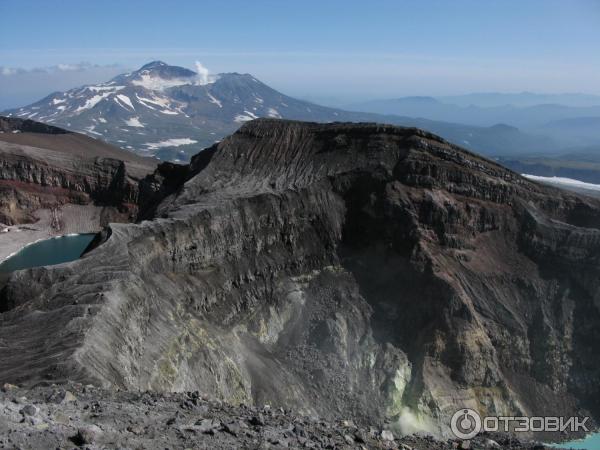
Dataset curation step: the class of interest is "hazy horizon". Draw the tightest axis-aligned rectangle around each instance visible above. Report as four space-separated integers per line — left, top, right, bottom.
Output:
1 0 599 109
3 59 600 111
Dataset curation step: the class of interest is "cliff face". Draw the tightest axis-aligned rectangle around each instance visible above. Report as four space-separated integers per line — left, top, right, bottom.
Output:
1 120 599 436
0 117 156 225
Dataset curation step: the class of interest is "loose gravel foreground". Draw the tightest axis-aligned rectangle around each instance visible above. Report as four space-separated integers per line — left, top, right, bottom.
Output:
0 383 560 450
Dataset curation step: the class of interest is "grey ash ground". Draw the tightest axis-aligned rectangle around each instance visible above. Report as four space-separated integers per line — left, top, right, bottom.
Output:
0 383 551 450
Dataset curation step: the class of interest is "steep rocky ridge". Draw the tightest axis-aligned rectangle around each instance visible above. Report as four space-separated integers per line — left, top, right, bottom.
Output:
1 120 599 439
0 116 157 225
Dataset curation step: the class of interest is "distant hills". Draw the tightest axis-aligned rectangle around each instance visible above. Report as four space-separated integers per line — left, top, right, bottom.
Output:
348 94 600 152
438 92 600 108
3 62 567 161
349 96 600 129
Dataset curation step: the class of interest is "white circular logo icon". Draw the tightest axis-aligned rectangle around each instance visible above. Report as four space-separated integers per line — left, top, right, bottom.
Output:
451 408 482 440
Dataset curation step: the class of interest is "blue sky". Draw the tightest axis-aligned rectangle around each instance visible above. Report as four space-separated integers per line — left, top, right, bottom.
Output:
1 0 599 108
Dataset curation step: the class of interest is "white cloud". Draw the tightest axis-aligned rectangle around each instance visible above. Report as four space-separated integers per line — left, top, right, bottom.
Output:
0 62 122 77
57 63 80 71
0 63 128 111
194 61 211 85
125 117 145 127
1 67 19 76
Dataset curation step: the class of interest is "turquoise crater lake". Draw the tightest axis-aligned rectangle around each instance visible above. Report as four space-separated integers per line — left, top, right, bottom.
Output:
0 233 96 273
551 433 600 449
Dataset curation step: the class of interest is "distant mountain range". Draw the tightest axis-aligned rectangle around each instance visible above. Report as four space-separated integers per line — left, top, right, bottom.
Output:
438 92 600 108
2 61 572 161
348 95 600 150
349 96 600 128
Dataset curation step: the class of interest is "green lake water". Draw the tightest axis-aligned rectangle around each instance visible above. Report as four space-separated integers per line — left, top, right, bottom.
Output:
551 433 600 449
0 233 96 273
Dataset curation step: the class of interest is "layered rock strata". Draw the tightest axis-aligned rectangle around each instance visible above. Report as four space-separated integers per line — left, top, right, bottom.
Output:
1 120 599 437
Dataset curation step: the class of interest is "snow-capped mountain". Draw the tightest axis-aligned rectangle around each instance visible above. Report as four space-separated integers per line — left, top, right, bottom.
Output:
3 61 355 160
3 61 562 161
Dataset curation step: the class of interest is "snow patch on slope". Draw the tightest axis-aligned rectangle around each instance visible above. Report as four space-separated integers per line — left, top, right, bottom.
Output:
135 94 169 108
131 62 217 91
207 93 222 108
84 126 102 136
116 94 135 110
523 174 600 192
234 110 259 123
125 117 144 127
234 115 253 123
267 108 281 118
74 93 111 113
144 138 198 150
87 85 125 93
132 74 191 91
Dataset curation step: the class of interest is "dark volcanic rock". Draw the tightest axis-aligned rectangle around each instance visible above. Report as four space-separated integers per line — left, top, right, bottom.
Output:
0 382 552 449
0 119 599 441
0 116 157 224
0 116 69 135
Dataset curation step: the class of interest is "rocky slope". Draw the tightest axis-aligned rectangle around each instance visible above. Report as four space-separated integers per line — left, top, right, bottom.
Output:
0 116 157 225
3 62 552 161
0 382 551 450
0 120 599 443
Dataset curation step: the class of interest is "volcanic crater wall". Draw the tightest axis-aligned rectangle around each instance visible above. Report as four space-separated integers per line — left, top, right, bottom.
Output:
1 119 599 435
0 116 157 224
